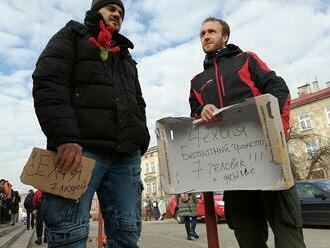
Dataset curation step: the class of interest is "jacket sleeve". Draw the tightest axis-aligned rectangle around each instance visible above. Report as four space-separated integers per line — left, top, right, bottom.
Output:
191 193 198 205
32 26 80 149
134 68 150 155
189 86 205 118
248 52 291 137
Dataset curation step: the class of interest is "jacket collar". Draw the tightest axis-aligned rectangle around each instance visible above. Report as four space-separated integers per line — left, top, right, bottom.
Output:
82 10 134 49
203 44 242 69
112 32 134 49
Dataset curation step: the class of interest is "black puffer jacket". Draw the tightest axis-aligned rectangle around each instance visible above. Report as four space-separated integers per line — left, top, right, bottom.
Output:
32 11 150 155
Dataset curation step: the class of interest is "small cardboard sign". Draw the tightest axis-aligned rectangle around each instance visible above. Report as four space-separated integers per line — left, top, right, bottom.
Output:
20 147 95 200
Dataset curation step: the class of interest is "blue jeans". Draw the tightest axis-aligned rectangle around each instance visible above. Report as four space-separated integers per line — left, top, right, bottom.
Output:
184 216 197 235
41 150 143 248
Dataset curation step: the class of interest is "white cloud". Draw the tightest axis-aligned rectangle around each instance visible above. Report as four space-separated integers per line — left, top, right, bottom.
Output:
138 40 204 145
0 31 21 52
225 0 330 96
0 0 330 191
125 0 224 55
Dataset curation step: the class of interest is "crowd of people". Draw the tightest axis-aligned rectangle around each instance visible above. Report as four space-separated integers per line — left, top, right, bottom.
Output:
144 196 166 221
0 181 47 245
0 179 21 225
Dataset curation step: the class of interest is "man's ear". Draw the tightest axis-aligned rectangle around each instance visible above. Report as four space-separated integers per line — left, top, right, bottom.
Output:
222 34 229 44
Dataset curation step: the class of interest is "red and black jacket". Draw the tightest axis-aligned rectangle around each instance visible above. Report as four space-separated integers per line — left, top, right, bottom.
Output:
189 44 290 137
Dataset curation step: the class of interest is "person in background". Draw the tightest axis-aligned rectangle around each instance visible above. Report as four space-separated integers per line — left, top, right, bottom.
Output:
11 191 20 225
189 16 306 248
144 196 152 221
0 179 6 224
152 199 160 220
88 214 93 243
24 189 35 230
158 197 167 220
2 180 13 223
33 190 47 245
32 0 150 246
176 192 199 240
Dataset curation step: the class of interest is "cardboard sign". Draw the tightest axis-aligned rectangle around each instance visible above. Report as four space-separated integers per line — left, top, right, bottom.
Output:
156 94 294 194
20 147 95 200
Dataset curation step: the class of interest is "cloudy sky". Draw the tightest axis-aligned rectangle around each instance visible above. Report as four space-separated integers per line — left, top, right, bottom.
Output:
1 0 329 191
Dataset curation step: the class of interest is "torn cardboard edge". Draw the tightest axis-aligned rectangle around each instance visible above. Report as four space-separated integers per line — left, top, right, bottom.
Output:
254 94 292 189
20 147 95 200
156 94 294 193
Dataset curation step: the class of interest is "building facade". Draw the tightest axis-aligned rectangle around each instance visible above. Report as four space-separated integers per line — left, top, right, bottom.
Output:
141 146 165 202
289 81 330 179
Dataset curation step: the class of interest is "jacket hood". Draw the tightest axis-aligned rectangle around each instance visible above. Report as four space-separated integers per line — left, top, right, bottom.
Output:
203 44 242 69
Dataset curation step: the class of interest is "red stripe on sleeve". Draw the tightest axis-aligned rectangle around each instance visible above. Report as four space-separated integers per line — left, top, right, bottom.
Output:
246 51 271 72
195 113 201 119
193 88 204 105
238 59 261 97
281 94 291 140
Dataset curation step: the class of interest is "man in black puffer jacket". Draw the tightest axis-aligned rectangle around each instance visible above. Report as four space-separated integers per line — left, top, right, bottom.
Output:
32 1 149 247
189 17 306 248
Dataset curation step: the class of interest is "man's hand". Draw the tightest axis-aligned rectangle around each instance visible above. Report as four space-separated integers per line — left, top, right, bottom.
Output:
56 143 82 174
201 104 218 123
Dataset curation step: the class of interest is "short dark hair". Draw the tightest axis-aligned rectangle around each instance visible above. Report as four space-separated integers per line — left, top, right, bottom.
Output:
202 17 230 42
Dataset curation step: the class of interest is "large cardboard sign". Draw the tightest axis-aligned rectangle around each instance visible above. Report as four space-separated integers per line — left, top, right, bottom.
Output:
20 147 95 200
156 94 294 194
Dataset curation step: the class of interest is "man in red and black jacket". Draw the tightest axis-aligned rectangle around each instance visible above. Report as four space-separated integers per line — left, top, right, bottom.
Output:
189 17 306 248
33 190 47 245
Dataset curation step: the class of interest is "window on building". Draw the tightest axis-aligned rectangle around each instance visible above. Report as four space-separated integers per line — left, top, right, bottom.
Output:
146 183 151 194
151 181 156 193
325 106 330 124
145 163 149 173
151 161 155 172
305 140 319 159
298 113 312 131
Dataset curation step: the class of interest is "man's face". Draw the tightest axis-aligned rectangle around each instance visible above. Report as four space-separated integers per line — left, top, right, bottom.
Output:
200 21 228 54
98 4 123 31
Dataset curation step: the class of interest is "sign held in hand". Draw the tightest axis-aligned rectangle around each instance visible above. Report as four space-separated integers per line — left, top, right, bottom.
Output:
20 147 95 200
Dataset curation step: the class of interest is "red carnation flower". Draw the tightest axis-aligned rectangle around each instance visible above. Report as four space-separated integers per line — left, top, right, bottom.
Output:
88 20 121 61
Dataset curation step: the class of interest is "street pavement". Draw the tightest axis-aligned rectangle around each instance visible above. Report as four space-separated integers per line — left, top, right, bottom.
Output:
85 219 330 248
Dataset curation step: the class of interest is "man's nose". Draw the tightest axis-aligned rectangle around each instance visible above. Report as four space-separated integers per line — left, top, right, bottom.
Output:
112 10 121 19
203 34 210 43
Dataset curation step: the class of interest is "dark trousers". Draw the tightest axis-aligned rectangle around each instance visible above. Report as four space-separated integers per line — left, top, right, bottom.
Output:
145 210 152 221
224 187 306 248
36 209 47 240
2 200 11 223
184 216 197 236
0 206 4 223
26 211 35 229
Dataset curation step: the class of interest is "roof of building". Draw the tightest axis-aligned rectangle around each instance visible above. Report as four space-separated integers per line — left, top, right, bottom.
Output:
291 86 330 109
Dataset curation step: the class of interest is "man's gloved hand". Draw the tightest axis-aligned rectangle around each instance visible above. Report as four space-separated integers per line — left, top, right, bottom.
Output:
56 143 82 174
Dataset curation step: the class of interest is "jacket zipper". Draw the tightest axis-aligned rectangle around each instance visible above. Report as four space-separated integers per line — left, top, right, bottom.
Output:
213 60 225 108
104 60 107 73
